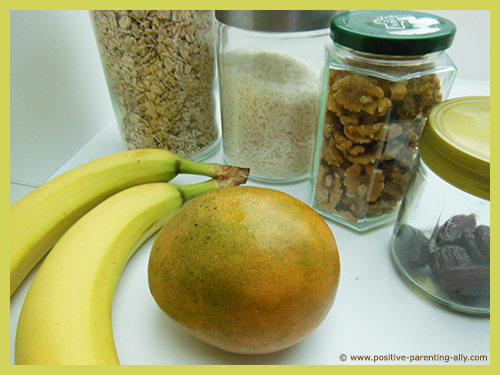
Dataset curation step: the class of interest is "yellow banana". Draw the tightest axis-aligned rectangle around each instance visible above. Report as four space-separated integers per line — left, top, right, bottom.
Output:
10 148 249 296
15 179 232 365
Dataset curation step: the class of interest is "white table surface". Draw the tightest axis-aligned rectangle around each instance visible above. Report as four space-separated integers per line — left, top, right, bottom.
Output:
10 80 491 365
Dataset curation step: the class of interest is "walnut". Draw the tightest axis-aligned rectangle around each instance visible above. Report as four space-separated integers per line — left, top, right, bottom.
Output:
316 202 337 214
326 173 344 207
323 122 335 138
339 113 360 127
331 123 373 159
323 112 341 137
321 137 345 167
343 143 380 165
380 162 412 201
314 68 444 225
367 199 398 215
348 144 366 156
332 125 355 152
315 163 344 208
363 97 392 116
341 195 367 218
344 164 385 202
395 74 442 121
329 69 350 86
336 205 360 223
378 79 408 100
344 122 403 144
390 81 408 100
315 164 331 203
327 94 345 117
339 111 379 128
394 145 418 169
331 74 388 114
380 139 406 162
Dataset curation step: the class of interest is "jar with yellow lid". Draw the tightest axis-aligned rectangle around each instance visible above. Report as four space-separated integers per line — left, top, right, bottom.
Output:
391 97 490 315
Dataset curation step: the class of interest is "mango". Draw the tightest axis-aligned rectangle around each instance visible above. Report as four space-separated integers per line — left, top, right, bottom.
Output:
148 186 340 354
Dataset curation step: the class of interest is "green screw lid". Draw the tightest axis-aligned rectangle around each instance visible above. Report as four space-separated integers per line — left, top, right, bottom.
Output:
419 97 490 201
331 10 457 56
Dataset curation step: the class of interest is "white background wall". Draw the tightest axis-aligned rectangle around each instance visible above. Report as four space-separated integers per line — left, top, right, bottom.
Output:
417 10 490 82
10 10 490 188
10 10 115 187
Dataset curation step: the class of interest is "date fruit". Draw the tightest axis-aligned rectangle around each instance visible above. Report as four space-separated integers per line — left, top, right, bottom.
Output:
439 265 490 296
429 245 473 276
473 225 490 265
393 224 430 269
394 213 490 306
436 214 476 247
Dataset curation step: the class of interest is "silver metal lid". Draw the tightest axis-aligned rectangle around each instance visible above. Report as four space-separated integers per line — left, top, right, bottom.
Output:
215 10 348 32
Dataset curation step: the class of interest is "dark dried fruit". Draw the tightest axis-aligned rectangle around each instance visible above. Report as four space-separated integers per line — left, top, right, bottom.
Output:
436 214 477 247
439 265 490 297
429 245 473 276
393 224 430 269
474 225 490 264
462 230 484 264
450 214 477 230
394 213 490 307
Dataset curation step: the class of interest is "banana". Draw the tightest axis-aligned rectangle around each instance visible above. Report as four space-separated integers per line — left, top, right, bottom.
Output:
15 179 229 365
10 148 249 296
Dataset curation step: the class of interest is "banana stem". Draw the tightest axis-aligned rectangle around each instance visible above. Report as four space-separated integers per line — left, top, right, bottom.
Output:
175 162 249 203
176 179 219 203
177 159 215 176
210 164 250 187
177 159 250 187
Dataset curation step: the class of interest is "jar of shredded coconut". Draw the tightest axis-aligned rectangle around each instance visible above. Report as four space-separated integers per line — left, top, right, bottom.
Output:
216 10 347 182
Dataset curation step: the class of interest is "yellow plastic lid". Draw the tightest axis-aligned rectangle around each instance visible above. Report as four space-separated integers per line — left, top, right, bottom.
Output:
419 97 490 201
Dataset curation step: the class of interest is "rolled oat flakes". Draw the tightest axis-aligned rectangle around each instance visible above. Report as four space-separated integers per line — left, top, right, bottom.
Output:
91 10 219 159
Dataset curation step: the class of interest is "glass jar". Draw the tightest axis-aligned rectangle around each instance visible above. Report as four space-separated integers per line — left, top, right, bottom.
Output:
90 10 220 161
310 11 457 231
391 97 490 315
216 10 347 182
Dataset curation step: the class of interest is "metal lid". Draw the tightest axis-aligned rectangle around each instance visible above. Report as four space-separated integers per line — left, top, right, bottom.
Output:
331 10 456 56
215 10 347 32
419 97 490 201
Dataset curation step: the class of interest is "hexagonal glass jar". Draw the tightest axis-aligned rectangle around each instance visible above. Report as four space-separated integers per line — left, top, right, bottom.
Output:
310 11 457 231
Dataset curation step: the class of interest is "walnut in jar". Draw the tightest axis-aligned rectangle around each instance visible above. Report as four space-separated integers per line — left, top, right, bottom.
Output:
314 11 458 230
314 69 443 224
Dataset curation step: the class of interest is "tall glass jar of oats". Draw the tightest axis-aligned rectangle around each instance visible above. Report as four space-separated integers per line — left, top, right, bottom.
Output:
216 10 347 182
310 10 457 231
91 10 220 160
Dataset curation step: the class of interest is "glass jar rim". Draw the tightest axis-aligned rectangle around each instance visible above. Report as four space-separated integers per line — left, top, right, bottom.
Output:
216 10 347 32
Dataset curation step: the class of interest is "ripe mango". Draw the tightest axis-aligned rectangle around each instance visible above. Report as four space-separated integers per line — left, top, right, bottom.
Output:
148 186 340 354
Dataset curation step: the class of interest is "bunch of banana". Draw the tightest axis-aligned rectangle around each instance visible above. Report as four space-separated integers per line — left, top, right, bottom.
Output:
10 148 249 296
15 176 248 365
